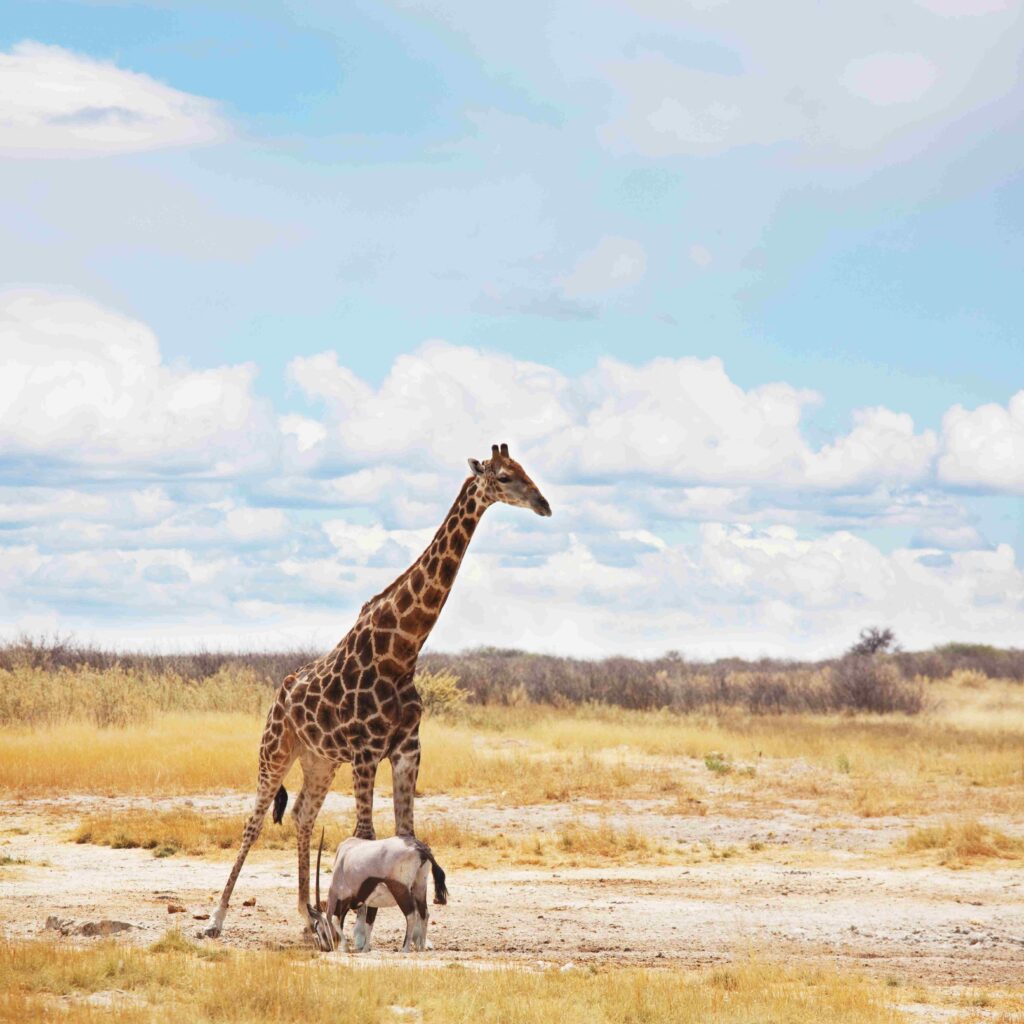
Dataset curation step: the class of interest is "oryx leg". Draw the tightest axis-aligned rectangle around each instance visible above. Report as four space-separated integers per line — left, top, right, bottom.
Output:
352 905 378 952
384 879 417 952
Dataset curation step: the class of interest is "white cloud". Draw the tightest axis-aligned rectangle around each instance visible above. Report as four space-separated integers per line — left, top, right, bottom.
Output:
322 520 433 565
803 407 938 488
841 53 938 106
538 355 819 483
285 346 952 497
2 324 1021 656
0 41 228 158
288 341 573 471
0 290 277 477
559 236 647 298
937 391 1024 492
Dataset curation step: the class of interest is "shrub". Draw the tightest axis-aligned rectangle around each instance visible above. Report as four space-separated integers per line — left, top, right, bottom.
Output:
413 669 469 718
827 656 924 714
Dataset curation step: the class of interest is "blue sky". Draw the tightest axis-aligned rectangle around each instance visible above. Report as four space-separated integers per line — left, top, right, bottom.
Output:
1 0 1022 657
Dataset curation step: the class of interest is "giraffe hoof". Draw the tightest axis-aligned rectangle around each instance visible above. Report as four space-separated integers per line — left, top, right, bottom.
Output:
202 925 222 939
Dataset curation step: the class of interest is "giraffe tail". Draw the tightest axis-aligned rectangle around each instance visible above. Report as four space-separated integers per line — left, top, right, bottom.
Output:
272 785 288 825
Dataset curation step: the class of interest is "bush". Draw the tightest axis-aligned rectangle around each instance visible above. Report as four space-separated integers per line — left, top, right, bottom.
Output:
826 656 924 714
413 669 469 718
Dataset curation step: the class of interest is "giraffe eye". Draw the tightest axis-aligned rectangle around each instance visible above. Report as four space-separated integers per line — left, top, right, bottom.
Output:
497 475 512 483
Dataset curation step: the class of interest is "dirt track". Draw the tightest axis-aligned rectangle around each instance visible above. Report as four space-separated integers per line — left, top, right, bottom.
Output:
1 794 1022 986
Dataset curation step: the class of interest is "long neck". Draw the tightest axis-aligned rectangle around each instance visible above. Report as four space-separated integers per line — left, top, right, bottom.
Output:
361 477 492 662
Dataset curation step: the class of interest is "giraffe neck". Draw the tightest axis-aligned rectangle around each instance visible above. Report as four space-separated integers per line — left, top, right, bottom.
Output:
356 476 492 669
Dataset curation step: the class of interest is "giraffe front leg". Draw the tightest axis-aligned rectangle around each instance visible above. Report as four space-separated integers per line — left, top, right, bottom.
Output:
352 748 380 840
389 728 420 837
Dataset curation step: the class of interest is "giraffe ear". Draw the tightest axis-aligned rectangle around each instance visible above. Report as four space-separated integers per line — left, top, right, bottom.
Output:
468 458 485 476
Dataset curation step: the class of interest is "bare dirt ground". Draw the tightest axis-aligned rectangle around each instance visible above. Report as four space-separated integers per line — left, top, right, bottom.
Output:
1 792 1022 987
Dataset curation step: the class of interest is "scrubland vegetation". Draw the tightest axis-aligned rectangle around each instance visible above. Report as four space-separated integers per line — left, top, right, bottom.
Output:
2 636 1023 829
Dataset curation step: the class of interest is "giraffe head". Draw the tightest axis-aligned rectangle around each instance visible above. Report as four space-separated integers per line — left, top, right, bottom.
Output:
468 442 552 517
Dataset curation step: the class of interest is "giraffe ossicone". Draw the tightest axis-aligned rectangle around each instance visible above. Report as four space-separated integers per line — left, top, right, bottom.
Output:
206 443 551 946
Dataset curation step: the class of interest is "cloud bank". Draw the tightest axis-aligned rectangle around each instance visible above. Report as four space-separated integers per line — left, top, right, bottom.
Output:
1 290 1022 657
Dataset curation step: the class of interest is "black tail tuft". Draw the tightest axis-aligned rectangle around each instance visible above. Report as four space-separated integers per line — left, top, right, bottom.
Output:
272 785 288 825
428 854 448 906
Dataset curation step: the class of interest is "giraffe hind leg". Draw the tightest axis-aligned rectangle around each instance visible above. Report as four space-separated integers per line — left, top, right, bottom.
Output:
206 725 296 938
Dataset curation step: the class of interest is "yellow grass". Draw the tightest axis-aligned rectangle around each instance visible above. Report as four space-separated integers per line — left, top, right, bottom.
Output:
0 937 909 1024
70 809 683 869
899 819 1024 866
1 672 1022 823
0 713 677 802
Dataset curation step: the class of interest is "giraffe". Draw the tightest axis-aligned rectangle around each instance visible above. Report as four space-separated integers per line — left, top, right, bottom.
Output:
205 443 551 944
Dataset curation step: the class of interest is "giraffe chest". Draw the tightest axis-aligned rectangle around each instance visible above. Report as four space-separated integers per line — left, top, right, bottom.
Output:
285 661 409 755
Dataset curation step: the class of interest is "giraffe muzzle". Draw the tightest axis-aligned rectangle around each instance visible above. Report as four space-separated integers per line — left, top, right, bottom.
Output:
532 497 552 517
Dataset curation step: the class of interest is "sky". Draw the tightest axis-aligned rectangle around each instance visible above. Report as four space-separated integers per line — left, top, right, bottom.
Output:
0 0 1022 659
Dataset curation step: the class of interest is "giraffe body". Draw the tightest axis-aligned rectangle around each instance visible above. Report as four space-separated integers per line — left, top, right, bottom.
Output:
206 444 550 944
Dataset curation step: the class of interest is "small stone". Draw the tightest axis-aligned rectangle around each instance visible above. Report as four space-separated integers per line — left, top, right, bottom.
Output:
193 913 210 921
243 898 256 907
167 904 186 914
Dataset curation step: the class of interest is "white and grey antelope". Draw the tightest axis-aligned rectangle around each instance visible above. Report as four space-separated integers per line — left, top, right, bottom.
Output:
308 832 448 953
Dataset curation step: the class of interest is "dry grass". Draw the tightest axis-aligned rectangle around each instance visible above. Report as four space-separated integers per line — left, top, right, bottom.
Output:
0 713 676 803
70 809 683 869
899 819 1024 867
0 665 271 728
1 672 1022 826
0 937 909 1024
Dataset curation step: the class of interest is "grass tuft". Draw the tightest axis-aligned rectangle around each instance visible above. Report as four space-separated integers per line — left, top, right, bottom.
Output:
900 820 1024 866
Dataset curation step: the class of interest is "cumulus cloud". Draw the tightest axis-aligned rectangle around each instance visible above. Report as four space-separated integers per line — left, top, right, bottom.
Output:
937 391 1024 492
287 341 573 472
0 290 277 477
2 307 1020 656
285 344 949 497
0 41 228 157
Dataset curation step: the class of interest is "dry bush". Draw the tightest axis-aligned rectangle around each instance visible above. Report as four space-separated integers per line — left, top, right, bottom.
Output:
0 657 463 730
900 820 1024 866
826 657 924 714
949 668 988 689
0 665 272 728
413 669 469 718
895 642 1024 682
6 636 1008 718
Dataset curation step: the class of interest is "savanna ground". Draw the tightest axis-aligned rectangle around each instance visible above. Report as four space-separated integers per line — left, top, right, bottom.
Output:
1 647 1023 1023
